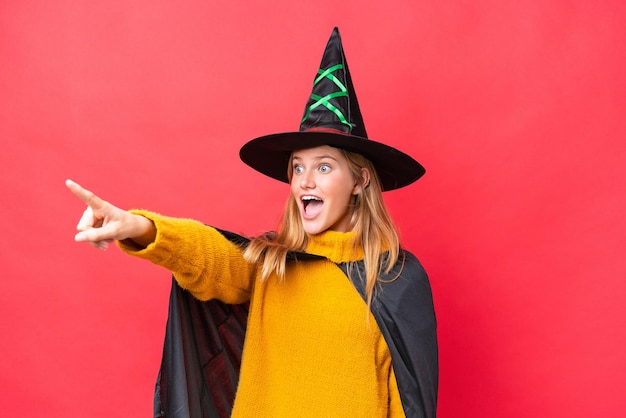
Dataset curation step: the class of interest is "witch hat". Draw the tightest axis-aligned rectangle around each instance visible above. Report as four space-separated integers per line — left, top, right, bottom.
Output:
240 27 425 191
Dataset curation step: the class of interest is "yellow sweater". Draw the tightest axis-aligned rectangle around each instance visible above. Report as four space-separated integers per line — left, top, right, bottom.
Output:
120 211 405 417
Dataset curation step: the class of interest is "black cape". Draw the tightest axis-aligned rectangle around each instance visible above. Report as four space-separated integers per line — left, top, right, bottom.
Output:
153 230 438 418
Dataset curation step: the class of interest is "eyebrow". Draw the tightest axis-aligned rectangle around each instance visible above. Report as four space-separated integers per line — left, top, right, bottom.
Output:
291 154 339 162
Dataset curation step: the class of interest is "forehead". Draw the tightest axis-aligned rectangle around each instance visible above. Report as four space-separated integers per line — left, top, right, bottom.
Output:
291 145 344 160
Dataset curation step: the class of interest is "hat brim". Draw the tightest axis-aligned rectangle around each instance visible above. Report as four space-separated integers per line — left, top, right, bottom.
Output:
239 131 425 191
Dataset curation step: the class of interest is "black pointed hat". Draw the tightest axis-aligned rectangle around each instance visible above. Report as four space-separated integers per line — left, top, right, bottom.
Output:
239 27 425 191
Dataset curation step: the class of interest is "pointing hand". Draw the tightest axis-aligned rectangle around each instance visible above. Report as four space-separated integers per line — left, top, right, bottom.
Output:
65 179 155 250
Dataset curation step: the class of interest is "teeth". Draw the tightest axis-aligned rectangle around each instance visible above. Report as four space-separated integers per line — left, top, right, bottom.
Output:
302 196 322 201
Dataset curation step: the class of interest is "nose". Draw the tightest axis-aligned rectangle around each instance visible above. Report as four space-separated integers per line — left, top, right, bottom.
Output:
300 170 315 189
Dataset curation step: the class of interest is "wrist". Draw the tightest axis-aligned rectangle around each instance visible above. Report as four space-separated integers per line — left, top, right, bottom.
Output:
126 214 157 248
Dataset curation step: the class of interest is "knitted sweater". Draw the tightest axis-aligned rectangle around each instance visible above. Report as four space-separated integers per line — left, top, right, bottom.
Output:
120 211 405 417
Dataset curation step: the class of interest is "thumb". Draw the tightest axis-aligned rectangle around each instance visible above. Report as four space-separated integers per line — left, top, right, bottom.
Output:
74 222 119 243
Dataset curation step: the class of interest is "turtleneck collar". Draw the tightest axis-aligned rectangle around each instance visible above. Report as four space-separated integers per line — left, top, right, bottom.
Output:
304 230 364 264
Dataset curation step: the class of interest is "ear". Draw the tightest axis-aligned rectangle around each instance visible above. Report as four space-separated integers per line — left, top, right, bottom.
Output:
352 168 370 195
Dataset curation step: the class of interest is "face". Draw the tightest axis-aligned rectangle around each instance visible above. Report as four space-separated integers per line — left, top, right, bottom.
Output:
290 145 367 235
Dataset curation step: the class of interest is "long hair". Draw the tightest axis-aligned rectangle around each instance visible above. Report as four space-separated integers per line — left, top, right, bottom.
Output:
243 148 402 309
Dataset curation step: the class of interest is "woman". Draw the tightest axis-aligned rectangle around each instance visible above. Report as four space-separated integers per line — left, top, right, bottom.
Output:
67 28 437 418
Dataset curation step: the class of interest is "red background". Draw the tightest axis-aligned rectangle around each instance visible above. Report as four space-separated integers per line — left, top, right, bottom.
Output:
1 0 625 416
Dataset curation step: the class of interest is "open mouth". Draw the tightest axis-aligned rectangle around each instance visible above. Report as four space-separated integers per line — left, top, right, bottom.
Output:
302 195 324 218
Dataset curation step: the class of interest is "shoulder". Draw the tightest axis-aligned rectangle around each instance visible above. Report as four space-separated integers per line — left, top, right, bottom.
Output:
378 250 435 320
382 250 430 288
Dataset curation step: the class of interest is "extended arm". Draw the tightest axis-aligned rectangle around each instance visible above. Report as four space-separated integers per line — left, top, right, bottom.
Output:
66 179 255 303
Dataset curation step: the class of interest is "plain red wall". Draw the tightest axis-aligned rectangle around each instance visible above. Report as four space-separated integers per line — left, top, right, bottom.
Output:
1 0 625 416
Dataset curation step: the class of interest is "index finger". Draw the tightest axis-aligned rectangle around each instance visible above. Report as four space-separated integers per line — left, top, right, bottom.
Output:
65 179 106 210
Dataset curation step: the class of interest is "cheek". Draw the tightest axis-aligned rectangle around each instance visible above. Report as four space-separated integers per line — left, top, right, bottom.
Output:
327 180 356 205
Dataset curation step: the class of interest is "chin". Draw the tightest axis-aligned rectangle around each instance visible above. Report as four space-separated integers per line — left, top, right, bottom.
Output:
301 220 328 236
303 225 325 235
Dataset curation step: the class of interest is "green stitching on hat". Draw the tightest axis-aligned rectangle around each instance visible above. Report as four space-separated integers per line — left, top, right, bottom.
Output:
301 64 352 130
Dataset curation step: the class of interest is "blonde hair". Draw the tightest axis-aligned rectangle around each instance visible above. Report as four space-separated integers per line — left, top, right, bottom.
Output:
243 148 402 309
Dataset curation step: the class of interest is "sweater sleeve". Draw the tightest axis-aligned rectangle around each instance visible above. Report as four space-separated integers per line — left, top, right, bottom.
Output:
117 210 255 304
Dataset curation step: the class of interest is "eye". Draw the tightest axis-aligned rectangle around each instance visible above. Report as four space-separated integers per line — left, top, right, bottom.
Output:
319 164 331 173
293 164 304 175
